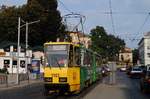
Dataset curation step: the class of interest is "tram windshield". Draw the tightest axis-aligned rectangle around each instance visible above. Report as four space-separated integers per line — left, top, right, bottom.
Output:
45 45 68 67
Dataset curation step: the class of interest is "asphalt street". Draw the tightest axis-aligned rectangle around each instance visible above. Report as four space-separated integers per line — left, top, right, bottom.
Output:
0 71 150 99
84 71 150 99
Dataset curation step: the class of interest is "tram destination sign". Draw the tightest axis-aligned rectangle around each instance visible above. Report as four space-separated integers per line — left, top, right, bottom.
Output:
47 45 67 51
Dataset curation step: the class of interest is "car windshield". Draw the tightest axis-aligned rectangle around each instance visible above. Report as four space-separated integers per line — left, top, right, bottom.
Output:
133 69 141 71
132 67 141 71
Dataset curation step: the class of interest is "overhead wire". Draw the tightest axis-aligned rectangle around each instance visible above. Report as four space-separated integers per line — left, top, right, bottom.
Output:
57 1 87 45
109 0 116 34
98 11 150 15
57 0 73 14
132 13 150 41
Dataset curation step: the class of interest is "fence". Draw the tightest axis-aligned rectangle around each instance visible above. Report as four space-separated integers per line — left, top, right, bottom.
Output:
0 73 43 88
0 74 8 87
19 73 29 81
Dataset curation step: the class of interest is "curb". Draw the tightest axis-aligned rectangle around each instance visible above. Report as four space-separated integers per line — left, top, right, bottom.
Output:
0 80 43 91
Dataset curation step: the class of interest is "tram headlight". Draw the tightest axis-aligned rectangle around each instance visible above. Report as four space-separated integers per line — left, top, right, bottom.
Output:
59 77 67 82
44 77 52 82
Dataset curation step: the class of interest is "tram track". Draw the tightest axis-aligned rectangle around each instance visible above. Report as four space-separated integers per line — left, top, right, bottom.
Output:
45 79 102 99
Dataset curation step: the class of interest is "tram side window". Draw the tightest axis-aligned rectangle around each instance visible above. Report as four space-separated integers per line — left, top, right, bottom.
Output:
88 52 92 67
96 56 101 67
83 51 88 66
74 47 81 66
4 60 10 68
83 51 91 67
69 45 73 66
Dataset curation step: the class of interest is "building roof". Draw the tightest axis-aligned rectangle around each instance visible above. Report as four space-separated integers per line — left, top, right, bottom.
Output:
144 31 150 36
138 31 150 45
68 32 89 37
120 47 132 53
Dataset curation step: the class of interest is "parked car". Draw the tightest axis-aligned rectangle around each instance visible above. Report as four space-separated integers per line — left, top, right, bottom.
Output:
146 64 150 71
140 71 150 93
139 65 146 71
119 67 127 72
126 66 132 75
101 65 110 76
129 66 143 78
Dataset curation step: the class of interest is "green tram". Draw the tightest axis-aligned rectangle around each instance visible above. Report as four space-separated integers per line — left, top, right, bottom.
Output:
44 42 102 94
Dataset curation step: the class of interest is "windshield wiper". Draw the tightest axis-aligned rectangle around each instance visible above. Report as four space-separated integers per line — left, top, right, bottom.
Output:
53 57 61 70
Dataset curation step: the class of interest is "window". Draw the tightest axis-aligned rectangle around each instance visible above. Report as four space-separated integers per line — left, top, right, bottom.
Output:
74 47 81 66
45 44 69 67
147 46 150 50
4 60 10 68
69 45 73 66
20 60 25 68
13 46 17 52
83 50 92 67
13 60 17 65
147 53 150 58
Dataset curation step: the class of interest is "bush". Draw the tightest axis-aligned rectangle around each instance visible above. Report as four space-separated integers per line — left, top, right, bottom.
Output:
0 68 9 74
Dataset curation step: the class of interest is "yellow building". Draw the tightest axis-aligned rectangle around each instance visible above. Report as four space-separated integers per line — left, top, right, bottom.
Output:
69 32 91 48
119 47 133 67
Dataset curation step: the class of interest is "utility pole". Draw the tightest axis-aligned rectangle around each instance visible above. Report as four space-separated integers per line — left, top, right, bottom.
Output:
25 20 40 81
17 17 21 84
16 17 40 84
25 22 28 74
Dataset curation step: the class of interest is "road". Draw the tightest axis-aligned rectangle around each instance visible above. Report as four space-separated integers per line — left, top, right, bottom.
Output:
84 71 150 99
0 71 150 99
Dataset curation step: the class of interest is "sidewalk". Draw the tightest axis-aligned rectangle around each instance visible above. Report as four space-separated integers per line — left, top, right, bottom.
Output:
0 79 43 91
83 83 128 99
83 74 128 99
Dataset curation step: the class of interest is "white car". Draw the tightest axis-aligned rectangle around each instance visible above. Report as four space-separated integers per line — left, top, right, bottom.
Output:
120 67 126 72
129 66 143 78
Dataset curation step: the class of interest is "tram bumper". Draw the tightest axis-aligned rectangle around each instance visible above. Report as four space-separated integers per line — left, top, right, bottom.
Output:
44 83 70 92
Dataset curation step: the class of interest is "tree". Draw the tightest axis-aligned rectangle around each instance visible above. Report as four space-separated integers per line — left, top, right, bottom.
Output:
0 6 18 42
90 26 125 61
0 0 65 47
90 26 108 57
132 49 139 65
26 0 63 46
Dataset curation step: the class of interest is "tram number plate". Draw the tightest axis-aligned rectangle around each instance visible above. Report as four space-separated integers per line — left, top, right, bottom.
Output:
52 74 59 77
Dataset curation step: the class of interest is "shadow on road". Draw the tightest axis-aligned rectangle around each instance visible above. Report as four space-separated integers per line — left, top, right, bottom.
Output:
45 80 102 99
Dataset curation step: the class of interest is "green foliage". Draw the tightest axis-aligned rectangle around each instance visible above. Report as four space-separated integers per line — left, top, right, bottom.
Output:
0 68 8 74
0 0 65 47
90 26 125 61
132 49 139 65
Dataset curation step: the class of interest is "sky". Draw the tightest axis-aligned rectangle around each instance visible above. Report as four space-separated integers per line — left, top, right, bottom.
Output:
1 0 150 48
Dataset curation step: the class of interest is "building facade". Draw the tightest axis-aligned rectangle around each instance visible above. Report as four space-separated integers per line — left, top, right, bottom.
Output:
138 32 150 65
119 47 133 66
69 32 91 48
0 45 32 73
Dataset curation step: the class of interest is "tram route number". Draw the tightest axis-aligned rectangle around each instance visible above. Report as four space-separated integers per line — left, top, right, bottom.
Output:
52 74 59 77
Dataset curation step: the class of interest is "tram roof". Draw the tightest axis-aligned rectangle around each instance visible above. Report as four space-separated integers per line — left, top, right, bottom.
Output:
44 42 80 47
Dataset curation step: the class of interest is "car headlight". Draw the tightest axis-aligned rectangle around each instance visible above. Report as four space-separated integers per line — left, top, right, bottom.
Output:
59 77 67 82
44 77 52 82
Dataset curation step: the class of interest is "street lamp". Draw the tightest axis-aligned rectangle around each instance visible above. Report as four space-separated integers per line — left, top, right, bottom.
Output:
16 17 40 84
